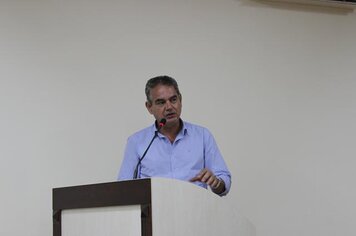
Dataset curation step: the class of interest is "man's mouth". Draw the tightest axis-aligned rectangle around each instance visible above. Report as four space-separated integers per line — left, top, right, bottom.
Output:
165 113 176 119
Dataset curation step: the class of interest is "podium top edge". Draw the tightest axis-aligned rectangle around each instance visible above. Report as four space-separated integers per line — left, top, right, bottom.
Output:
52 178 151 191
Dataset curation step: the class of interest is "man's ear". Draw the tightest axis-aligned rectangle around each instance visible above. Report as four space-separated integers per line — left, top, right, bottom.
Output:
145 101 153 114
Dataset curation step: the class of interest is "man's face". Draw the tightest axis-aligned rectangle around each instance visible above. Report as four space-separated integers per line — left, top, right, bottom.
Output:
146 84 182 128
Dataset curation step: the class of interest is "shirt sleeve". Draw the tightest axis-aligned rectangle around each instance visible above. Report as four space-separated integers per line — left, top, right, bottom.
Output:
203 128 232 196
117 136 139 180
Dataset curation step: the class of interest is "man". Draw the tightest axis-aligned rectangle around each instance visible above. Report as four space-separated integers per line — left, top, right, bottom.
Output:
118 76 231 196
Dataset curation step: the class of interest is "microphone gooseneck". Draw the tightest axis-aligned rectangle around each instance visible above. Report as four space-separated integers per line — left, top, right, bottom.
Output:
133 118 166 179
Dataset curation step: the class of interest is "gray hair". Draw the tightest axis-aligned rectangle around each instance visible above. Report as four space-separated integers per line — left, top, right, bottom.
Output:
145 75 181 104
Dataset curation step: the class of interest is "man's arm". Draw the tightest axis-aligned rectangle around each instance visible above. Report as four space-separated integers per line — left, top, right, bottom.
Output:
201 128 231 196
117 137 139 180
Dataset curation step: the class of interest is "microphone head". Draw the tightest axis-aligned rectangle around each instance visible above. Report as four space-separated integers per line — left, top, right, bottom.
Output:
159 118 167 127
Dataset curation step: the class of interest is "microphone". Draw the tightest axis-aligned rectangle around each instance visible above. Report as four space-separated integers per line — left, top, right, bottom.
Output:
157 118 166 129
133 118 166 179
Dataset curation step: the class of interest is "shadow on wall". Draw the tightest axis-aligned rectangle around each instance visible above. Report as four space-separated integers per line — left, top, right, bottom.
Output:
236 0 355 15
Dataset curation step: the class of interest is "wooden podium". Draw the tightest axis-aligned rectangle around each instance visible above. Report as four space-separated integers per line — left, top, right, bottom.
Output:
53 178 255 236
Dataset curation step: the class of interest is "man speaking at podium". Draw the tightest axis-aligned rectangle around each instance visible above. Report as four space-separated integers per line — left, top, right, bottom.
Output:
118 76 231 196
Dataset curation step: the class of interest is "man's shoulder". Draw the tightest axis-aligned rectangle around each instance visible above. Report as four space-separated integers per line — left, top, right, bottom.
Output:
183 121 211 135
183 121 203 129
128 124 154 140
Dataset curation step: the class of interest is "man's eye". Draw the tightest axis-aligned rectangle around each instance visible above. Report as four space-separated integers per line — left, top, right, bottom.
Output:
156 100 165 105
171 97 177 103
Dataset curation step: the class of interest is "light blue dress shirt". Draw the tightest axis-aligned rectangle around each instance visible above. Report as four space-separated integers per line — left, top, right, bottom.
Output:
118 121 231 196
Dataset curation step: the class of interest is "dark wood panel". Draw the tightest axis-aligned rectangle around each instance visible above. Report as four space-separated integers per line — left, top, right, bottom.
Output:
53 179 151 210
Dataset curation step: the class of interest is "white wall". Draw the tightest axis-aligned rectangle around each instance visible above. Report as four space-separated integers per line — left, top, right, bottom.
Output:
1 0 355 235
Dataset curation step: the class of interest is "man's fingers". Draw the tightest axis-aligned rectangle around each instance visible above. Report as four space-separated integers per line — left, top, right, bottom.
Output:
211 178 220 189
199 169 211 182
190 168 207 182
189 176 200 182
199 171 216 185
206 174 215 185
190 169 219 189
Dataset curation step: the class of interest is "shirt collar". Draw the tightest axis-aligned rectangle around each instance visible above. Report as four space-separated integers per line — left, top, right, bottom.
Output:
152 119 188 137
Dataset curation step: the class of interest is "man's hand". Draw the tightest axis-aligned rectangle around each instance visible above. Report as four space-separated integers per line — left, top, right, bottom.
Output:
190 168 225 194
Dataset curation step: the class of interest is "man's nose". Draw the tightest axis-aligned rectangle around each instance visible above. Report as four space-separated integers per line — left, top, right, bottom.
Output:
165 101 173 110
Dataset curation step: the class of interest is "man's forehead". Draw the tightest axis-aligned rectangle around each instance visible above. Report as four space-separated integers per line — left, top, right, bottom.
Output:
151 85 178 99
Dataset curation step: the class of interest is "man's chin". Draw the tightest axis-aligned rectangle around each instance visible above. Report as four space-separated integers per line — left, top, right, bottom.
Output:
165 116 180 125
